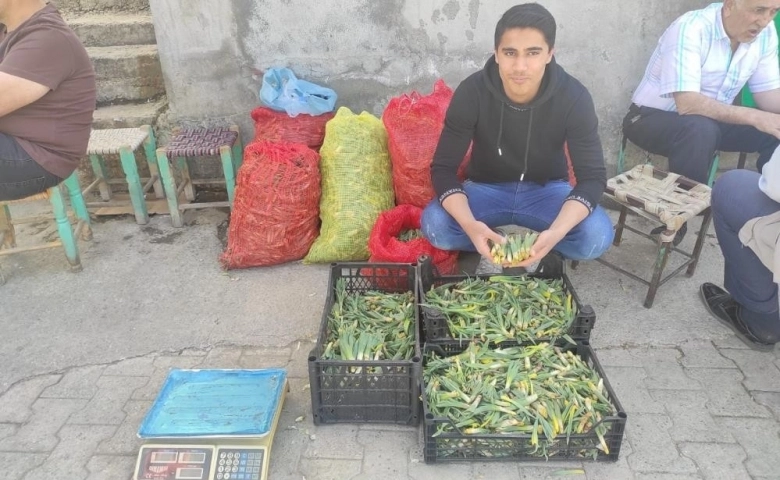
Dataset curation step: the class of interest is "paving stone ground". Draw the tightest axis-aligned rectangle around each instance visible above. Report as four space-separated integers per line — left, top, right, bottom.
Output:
2 208 780 479
1 341 778 480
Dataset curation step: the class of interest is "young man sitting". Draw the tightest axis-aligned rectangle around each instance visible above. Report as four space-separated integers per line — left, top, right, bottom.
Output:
421 3 613 271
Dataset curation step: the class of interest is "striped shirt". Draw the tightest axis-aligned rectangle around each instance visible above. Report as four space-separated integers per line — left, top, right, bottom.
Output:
632 3 780 111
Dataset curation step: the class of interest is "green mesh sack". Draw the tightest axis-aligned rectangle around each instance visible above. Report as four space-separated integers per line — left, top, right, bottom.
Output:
304 107 395 263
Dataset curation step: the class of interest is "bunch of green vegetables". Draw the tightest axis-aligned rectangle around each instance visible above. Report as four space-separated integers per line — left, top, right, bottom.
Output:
397 228 424 242
424 342 615 459
422 276 576 344
322 278 416 361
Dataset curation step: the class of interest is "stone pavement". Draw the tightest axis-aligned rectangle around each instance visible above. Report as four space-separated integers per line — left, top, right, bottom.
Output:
1 208 780 479
1 340 779 480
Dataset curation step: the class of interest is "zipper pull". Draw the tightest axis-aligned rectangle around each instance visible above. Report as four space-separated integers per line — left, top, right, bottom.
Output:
520 173 525 182
498 147 503 156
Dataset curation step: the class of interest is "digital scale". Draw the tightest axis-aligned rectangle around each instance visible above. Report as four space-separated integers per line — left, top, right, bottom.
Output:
133 368 288 480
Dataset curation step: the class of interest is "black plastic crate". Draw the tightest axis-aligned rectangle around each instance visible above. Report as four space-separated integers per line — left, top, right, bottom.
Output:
417 255 595 345
308 262 422 425
422 341 627 463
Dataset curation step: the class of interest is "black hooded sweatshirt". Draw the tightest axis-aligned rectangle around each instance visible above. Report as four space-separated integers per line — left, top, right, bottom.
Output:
431 55 606 213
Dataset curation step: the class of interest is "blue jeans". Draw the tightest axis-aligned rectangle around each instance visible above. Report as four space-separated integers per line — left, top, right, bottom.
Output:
712 169 780 339
0 132 62 201
421 180 614 261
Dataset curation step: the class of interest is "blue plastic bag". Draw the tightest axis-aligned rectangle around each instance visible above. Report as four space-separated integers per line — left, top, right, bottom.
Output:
259 67 337 117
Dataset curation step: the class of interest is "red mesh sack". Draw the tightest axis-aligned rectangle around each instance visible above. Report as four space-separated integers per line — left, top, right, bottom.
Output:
251 107 334 150
221 141 321 269
368 204 458 275
383 80 470 208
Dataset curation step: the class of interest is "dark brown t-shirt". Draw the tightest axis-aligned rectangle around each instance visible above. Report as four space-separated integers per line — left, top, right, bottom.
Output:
0 4 96 178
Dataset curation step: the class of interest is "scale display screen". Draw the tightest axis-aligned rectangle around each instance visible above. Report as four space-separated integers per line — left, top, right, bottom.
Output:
134 445 268 480
179 452 206 464
151 451 178 463
177 468 205 479
134 446 214 480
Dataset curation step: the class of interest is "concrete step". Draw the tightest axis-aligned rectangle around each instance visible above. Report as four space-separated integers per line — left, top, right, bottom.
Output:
92 98 167 129
54 0 149 15
68 13 156 47
87 45 164 105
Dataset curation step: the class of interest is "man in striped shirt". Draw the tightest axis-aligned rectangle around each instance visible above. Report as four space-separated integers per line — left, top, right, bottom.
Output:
624 0 780 185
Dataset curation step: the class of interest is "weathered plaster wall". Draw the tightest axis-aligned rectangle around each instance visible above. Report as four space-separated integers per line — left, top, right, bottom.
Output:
149 0 705 166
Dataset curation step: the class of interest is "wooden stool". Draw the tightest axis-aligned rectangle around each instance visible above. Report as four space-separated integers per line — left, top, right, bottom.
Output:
0 173 92 284
617 134 727 187
84 126 162 224
156 126 242 227
597 164 712 308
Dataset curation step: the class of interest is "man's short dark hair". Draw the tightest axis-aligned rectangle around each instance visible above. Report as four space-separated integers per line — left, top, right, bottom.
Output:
494 3 556 49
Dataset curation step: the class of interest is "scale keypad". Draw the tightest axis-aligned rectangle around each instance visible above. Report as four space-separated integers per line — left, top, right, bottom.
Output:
214 448 265 480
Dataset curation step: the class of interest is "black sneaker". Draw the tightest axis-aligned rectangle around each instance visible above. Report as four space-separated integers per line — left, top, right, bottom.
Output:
650 222 687 247
699 283 776 352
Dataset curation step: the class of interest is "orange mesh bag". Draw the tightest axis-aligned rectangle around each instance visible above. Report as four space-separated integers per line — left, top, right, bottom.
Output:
221 141 321 269
250 107 334 150
383 80 470 208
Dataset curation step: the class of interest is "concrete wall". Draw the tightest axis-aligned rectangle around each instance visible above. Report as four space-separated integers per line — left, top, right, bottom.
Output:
149 0 704 168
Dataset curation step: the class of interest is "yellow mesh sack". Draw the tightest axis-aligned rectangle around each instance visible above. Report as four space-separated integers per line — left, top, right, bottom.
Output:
304 107 395 263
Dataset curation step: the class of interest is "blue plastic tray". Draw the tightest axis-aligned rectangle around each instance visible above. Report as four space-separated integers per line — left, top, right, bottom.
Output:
138 369 287 438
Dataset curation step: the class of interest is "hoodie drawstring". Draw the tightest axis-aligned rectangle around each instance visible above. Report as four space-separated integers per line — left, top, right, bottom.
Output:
521 109 533 182
497 104 505 157
496 104 533 182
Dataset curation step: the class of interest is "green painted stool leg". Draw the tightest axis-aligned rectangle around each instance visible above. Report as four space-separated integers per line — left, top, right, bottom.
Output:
0 205 14 248
89 154 111 201
230 126 244 171
617 135 628 174
119 146 149 224
142 125 164 199
220 145 236 206
49 185 81 271
177 156 196 201
63 173 92 241
707 154 720 187
157 149 183 228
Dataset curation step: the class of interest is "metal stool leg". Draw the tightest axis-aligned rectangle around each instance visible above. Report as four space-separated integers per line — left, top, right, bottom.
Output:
142 125 164 199
89 154 112 201
737 152 748 170
157 149 183 228
49 185 81 271
645 237 673 308
686 210 712 276
119 146 149 225
613 206 629 246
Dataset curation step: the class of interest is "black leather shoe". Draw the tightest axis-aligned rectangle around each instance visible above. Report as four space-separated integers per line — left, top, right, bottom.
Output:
699 283 776 352
650 222 687 247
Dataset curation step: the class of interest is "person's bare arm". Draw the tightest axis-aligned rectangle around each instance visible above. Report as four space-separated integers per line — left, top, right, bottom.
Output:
674 91 780 138
441 193 504 260
0 72 49 118
752 88 780 115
